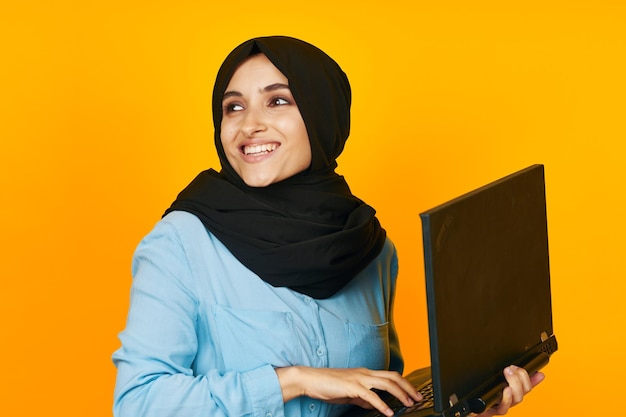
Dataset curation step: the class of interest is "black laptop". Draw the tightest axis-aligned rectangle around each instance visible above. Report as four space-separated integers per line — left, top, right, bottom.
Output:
343 164 558 417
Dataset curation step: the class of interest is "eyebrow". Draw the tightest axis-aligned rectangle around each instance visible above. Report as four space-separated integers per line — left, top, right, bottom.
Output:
222 83 291 101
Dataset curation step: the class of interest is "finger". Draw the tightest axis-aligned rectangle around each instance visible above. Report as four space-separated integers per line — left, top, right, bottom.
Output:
358 389 395 417
503 365 529 404
514 366 533 393
368 372 423 406
492 386 513 416
394 375 423 403
382 377 423 404
529 370 545 388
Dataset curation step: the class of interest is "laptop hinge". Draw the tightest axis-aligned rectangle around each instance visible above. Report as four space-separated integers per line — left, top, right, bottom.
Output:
445 394 470 417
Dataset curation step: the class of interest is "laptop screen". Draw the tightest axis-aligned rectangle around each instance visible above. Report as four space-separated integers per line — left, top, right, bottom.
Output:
420 164 553 412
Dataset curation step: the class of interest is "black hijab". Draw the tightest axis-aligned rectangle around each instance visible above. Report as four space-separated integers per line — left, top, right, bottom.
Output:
165 36 386 299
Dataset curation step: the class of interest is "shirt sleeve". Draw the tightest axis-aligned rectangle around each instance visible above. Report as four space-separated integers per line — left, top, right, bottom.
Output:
112 219 285 417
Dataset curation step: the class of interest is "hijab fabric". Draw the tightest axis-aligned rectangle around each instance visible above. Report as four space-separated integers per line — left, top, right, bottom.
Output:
165 36 386 299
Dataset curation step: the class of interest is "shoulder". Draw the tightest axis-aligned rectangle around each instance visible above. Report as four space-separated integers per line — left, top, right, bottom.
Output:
160 210 206 233
363 236 399 298
139 211 214 248
132 211 220 274
374 236 399 276
380 237 398 259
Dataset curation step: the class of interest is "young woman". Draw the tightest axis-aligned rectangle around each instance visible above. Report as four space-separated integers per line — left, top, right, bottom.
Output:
113 36 542 417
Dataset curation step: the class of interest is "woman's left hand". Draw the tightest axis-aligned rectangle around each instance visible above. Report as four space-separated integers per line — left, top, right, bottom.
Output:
475 365 545 416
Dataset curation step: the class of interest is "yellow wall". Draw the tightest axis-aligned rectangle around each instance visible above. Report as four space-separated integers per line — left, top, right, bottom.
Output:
1 1 624 416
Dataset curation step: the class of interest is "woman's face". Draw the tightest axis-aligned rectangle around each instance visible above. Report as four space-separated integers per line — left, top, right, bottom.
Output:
220 54 311 187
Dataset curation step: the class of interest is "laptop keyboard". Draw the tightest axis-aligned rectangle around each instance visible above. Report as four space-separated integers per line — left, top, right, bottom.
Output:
365 382 435 417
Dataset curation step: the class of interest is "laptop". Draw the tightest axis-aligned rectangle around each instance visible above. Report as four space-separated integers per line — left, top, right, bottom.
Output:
343 164 558 417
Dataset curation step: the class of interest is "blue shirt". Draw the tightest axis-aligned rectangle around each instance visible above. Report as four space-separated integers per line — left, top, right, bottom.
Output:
113 211 403 417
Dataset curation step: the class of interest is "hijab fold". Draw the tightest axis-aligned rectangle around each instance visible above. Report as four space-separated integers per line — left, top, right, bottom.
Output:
165 36 386 299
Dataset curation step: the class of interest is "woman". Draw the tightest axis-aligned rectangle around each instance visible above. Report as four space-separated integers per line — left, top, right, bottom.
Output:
113 36 542 417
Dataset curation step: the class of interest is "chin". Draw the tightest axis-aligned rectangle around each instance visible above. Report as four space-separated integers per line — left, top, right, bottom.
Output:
241 175 276 188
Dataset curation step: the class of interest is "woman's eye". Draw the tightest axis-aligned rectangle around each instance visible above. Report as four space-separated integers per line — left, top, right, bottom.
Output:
270 97 290 106
224 103 244 113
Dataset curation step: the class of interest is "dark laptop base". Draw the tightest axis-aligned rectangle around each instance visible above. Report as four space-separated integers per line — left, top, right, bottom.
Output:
342 332 556 417
465 334 557 414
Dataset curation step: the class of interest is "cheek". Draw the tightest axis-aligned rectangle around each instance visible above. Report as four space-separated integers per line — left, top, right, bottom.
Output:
220 124 236 146
290 136 312 171
291 122 311 162
220 125 228 139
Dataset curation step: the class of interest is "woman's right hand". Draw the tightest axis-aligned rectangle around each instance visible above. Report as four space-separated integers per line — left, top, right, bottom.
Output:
275 366 422 416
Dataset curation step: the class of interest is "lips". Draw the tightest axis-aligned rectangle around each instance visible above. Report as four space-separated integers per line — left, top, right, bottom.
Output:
242 143 278 156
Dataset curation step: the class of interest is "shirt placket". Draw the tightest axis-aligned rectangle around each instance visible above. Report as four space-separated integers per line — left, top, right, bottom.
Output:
301 295 327 416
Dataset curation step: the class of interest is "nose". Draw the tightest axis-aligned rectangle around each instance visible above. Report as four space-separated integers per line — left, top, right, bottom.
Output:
241 105 267 137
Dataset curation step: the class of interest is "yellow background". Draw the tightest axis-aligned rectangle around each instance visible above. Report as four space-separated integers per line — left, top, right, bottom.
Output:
1 1 624 416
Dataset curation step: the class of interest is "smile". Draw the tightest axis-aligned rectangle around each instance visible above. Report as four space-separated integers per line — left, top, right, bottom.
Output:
242 143 278 156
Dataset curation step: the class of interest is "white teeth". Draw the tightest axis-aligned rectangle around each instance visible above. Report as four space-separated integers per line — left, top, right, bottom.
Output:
243 143 277 155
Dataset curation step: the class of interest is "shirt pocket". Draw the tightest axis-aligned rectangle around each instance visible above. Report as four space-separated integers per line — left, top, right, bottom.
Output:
346 321 390 371
213 305 301 371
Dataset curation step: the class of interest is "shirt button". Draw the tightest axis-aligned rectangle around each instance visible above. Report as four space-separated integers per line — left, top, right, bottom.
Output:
316 347 325 356
303 296 312 303
266 413 272 417
309 403 316 411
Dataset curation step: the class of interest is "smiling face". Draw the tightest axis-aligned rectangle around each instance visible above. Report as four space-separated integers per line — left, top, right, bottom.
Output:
220 54 312 187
